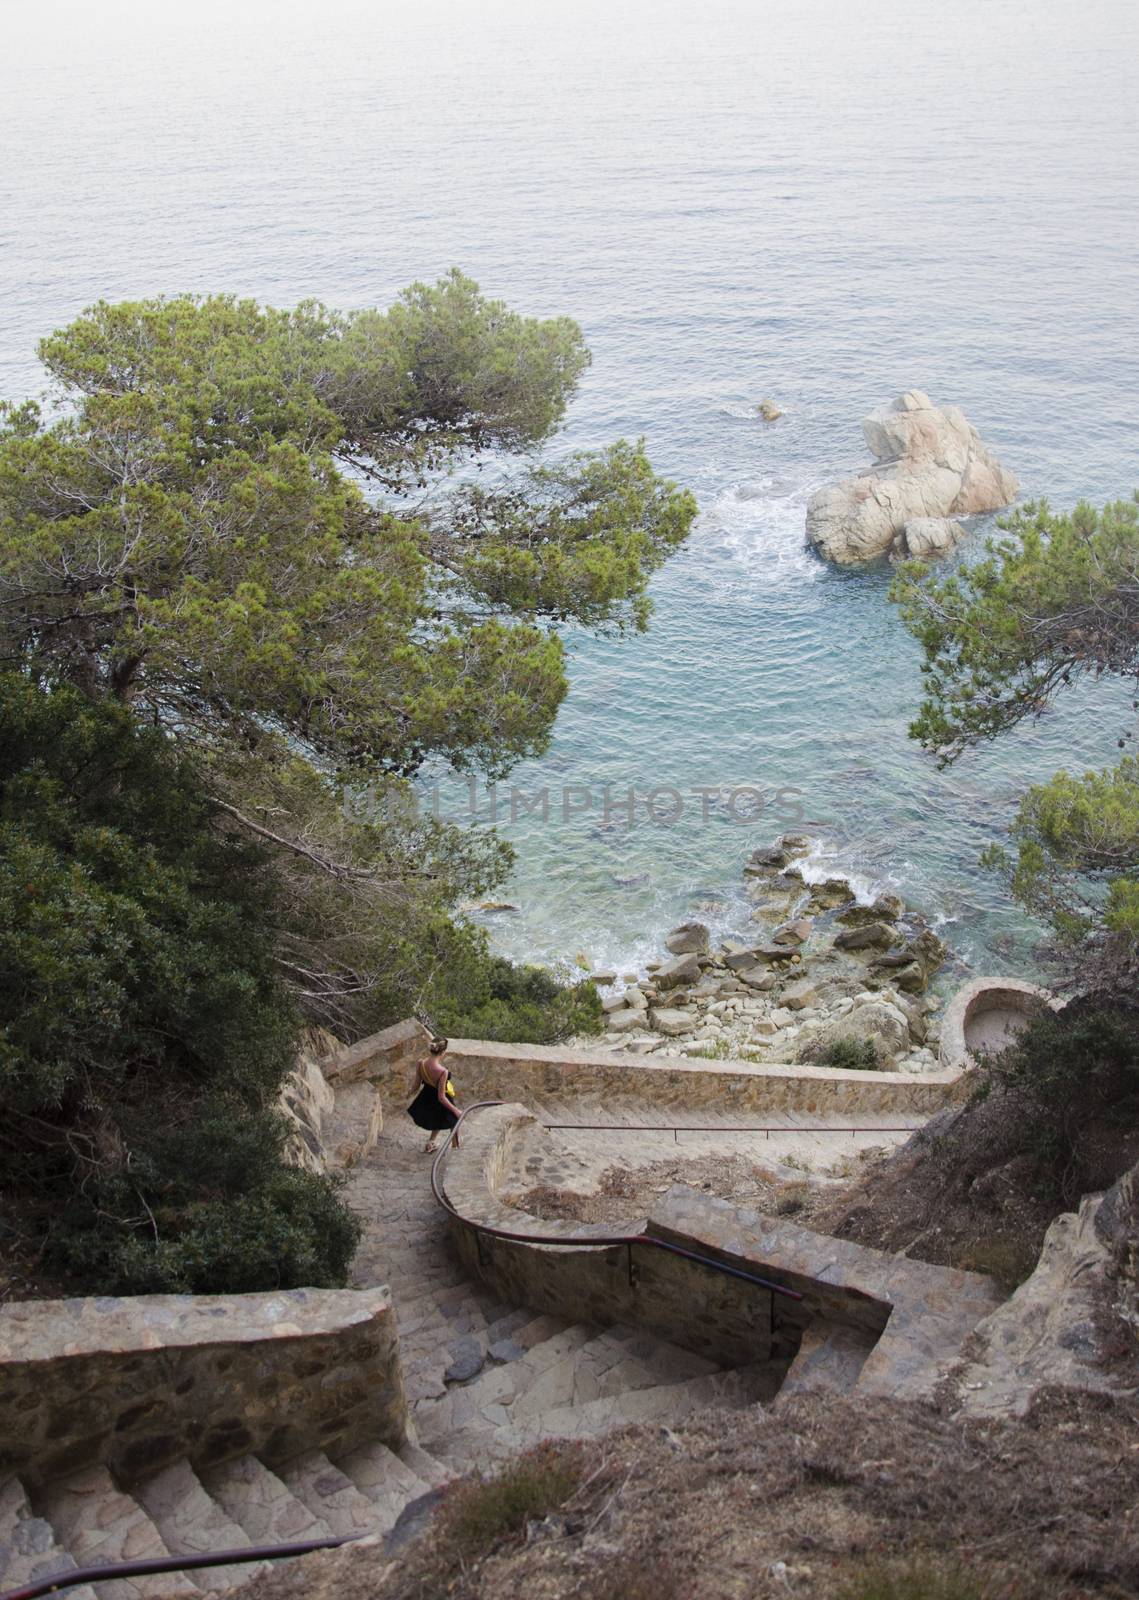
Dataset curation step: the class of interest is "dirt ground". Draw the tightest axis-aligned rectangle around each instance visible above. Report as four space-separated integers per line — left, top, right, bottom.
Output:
244 1387 1139 1600
514 1150 849 1229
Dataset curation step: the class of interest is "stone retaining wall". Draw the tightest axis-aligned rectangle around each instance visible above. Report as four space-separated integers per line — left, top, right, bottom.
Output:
440 1105 1005 1403
441 1106 794 1379
444 1039 965 1118
0 1288 407 1489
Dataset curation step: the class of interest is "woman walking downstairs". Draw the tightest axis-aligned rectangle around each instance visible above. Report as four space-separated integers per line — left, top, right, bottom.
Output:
407 1036 461 1154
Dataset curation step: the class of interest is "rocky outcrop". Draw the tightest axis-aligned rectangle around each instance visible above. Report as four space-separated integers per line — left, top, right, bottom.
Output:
806 390 1018 564
890 516 967 561
951 1189 1136 1418
588 834 949 1074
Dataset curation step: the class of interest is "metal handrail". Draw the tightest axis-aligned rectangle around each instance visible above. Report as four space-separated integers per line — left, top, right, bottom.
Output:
0 1534 361 1600
429 1100 803 1303
543 1120 918 1141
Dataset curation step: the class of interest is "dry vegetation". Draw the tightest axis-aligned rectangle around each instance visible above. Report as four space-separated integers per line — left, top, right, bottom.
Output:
514 1152 849 1229
243 1388 1139 1600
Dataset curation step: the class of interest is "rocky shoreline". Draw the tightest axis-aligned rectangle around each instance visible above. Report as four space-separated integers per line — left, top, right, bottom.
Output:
575 833 949 1073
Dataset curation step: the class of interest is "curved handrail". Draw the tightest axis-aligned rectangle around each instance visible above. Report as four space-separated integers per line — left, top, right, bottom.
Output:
0 1534 361 1600
429 1100 803 1302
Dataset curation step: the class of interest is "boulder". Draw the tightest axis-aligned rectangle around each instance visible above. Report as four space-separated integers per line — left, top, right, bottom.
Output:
871 928 946 990
624 987 649 1010
872 892 906 921
808 877 855 910
773 919 813 945
805 391 1017 564
656 953 702 989
665 921 710 956
724 944 795 970
607 1008 647 1033
649 1008 699 1036
758 398 782 422
737 967 777 992
600 992 628 1013
781 979 818 1011
889 516 967 561
833 921 900 952
744 844 788 874
799 999 911 1067
589 969 618 985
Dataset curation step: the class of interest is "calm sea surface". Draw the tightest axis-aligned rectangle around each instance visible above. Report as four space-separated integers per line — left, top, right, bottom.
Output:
3 0 1139 983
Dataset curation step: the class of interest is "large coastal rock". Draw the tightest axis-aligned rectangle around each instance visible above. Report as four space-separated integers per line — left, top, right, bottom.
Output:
806 390 1018 564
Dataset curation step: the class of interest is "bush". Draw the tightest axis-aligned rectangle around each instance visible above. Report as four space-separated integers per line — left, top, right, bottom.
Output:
436 1442 584 1564
988 999 1139 1202
823 1036 881 1072
429 940 603 1044
0 676 359 1293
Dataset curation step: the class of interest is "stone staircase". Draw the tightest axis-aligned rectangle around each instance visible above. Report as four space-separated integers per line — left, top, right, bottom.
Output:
1 1435 447 1599
1 1110 774 1600
344 1115 769 1476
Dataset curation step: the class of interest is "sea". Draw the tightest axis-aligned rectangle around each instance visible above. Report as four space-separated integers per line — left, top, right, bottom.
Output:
3 0 1138 987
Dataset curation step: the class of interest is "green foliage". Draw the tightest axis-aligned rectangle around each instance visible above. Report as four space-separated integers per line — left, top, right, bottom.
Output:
424 931 604 1045
0 276 694 781
894 495 1139 994
822 1036 881 1072
988 1001 1139 1202
0 278 696 1040
893 496 1139 762
0 675 359 1293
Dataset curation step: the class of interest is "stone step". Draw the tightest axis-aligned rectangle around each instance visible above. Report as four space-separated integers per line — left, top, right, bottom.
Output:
275 1452 377 1540
37 1466 198 1600
1 1476 98 1600
775 1324 878 1401
200 1456 331 1548
330 1442 429 1536
440 1364 769 1471
396 1443 452 1490
132 1460 268 1593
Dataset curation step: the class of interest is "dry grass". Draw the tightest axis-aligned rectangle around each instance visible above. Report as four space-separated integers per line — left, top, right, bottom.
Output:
832 1556 1048 1600
434 1443 586 1567
513 1153 836 1228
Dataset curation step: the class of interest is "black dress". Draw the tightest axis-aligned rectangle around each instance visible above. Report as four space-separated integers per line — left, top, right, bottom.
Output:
408 1067 458 1131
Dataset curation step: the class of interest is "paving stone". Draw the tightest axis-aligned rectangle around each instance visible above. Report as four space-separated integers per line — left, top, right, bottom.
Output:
38 1466 197 1600
201 1454 331 1547
132 1458 268 1592
277 1450 378 1538
443 1337 486 1384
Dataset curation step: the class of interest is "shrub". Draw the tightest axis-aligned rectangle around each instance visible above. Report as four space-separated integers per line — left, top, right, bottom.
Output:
0 676 359 1293
430 946 603 1044
435 1442 584 1565
988 999 1139 1202
823 1036 880 1072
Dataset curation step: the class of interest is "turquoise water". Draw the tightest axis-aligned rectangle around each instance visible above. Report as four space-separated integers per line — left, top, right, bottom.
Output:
3 0 1138 982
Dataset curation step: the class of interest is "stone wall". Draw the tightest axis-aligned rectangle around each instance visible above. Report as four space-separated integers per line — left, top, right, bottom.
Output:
445 1038 965 1118
0 1288 407 1489
440 1105 1004 1403
318 1018 430 1169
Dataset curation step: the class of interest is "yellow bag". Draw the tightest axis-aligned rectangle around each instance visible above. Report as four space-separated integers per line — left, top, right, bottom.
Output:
445 1077 456 1100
